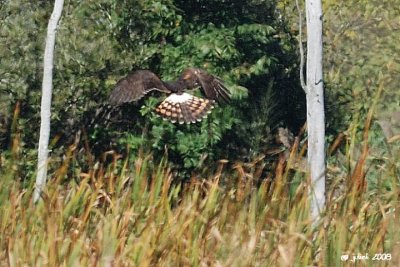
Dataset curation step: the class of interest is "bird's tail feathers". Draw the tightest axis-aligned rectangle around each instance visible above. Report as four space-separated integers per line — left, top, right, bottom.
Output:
155 93 214 124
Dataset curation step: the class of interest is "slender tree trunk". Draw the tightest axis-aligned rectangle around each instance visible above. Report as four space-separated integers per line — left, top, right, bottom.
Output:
34 0 64 203
305 0 326 220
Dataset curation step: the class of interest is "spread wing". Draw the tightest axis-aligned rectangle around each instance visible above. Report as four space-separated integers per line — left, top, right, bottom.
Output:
180 68 231 103
109 70 170 105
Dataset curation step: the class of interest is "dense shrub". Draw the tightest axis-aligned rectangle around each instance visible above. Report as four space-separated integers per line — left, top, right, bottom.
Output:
0 0 304 177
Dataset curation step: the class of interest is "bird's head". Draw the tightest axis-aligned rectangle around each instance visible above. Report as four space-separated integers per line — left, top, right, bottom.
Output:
179 68 200 88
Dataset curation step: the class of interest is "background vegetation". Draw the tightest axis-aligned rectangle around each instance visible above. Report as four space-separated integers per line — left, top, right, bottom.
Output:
0 0 399 266
0 0 304 177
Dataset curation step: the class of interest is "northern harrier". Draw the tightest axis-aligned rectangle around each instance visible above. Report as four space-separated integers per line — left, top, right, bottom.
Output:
109 67 230 124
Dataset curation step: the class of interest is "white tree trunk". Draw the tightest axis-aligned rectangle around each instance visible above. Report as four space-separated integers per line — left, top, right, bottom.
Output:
305 0 326 220
34 0 64 203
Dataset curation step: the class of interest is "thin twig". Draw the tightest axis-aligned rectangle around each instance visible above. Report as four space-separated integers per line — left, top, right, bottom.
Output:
296 0 307 92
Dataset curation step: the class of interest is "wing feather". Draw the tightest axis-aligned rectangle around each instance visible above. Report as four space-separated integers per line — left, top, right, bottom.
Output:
109 70 170 105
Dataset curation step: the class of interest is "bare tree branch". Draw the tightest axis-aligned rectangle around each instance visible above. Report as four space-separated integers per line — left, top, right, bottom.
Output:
305 0 326 221
34 0 64 203
296 0 307 92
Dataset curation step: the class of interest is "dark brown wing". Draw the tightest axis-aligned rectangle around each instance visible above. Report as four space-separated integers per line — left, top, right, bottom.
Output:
109 70 170 105
179 68 230 103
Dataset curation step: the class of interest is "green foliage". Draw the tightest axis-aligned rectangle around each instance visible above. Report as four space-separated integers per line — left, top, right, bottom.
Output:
0 0 305 178
276 0 400 194
323 0 400 132
278 0 399 134
0 1 52 177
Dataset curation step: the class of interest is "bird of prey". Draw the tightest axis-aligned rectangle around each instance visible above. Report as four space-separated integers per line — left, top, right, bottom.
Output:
109 67 230 124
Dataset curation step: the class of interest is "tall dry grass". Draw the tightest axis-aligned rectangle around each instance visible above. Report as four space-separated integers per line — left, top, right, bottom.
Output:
1 126 399 266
